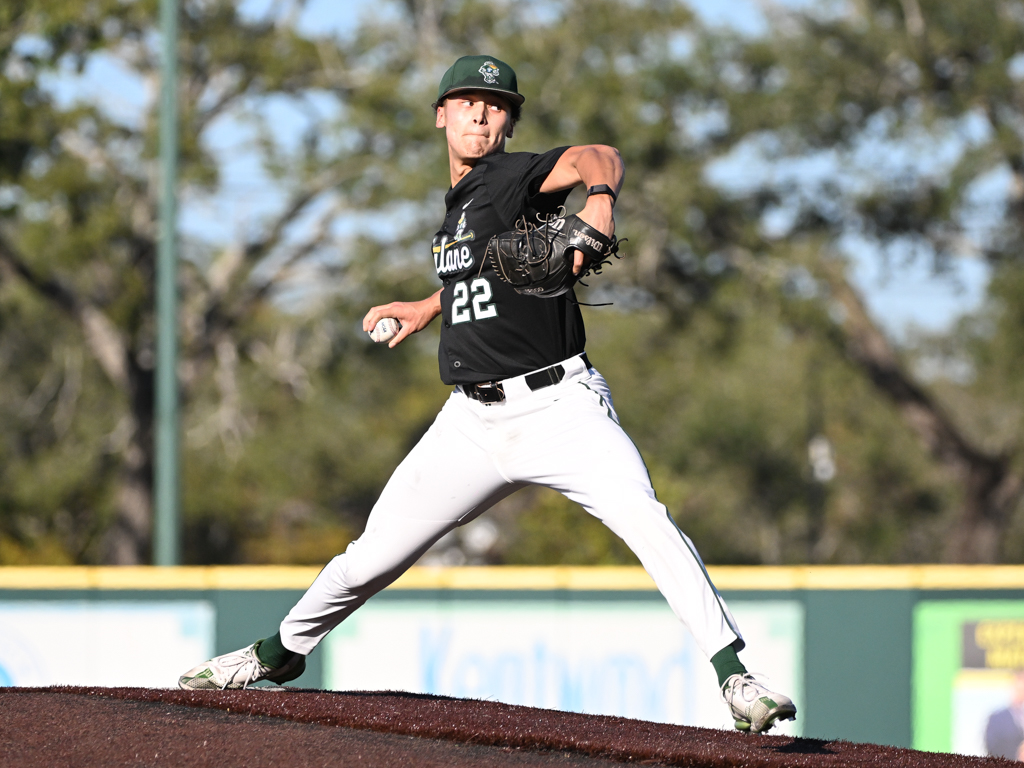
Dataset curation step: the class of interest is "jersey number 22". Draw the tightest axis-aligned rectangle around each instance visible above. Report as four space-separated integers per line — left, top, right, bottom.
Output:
451 278 497 324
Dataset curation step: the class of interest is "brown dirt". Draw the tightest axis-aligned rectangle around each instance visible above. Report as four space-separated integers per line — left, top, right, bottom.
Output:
0 687 1013 768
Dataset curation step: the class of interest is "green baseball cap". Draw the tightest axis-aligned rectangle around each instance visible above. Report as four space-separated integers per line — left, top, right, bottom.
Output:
436 55 525 106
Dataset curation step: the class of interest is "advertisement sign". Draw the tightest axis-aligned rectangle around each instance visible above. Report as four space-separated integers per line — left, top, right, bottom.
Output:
0 601 214 688
324 598 802 735
914 601 1024 757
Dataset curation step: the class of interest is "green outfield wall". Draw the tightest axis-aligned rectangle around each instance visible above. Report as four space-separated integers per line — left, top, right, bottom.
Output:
3 565 1024 752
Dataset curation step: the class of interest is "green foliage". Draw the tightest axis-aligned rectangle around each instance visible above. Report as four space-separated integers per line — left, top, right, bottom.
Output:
576 286 956 565
181 314 449 564
499 486 641 566
4 0 1022 565
915 260 1024 559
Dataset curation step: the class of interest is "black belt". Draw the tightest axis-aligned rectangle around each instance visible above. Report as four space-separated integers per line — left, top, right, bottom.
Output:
463 353 591 404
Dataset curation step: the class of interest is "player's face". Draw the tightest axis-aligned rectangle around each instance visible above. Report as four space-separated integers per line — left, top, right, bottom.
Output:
436 91 514 162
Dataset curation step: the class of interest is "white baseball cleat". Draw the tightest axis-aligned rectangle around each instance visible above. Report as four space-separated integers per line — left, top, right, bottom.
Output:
177 641 306 690
722 673 797 733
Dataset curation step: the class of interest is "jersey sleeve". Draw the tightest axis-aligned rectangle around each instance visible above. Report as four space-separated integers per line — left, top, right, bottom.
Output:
486 146 571 230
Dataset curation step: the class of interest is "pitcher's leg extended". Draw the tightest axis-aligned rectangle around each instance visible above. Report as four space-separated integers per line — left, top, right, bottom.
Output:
179 395 517 689
279 462 518 654
279 397 517 652
569 450 796 733
510 373 796 732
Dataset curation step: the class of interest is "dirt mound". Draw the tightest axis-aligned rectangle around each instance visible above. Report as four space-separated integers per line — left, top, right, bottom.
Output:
1 687 1012 767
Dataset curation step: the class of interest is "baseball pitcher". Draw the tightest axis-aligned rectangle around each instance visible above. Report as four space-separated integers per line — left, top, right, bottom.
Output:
179 54 797 734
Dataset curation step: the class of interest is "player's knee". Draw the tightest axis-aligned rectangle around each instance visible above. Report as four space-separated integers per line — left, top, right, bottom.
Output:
331 554 401 595
332 561 372 592
588 482 663 521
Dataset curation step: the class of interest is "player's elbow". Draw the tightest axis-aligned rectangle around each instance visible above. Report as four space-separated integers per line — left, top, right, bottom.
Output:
601 144 623 162
581 144 624 178
583 144 622 164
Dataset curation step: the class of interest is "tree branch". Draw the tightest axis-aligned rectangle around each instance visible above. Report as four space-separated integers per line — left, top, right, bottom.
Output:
815 257 1023 560
243 166 345 267
238 200 341 310
196 166 349 346
729 246 1024 560
0 229 130 390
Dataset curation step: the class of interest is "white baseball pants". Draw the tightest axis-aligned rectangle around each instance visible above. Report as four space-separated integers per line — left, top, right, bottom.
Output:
279 354 743 659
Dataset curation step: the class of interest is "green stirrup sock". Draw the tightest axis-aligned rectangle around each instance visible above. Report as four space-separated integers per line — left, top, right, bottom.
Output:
255 632 295 669
711 641 747 689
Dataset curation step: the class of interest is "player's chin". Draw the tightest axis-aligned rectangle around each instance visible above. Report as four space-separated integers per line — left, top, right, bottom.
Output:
460 138 501 158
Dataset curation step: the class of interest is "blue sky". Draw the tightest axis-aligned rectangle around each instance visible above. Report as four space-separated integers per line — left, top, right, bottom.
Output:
45 0 992 339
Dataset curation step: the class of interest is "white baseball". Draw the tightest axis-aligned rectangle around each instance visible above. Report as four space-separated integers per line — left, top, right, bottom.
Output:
369 317 402 343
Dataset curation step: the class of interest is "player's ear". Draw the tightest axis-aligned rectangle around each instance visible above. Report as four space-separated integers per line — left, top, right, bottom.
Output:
435 103 446 128
506 123 513 139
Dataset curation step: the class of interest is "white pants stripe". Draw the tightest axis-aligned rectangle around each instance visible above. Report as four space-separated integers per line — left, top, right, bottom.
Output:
279 360 743 659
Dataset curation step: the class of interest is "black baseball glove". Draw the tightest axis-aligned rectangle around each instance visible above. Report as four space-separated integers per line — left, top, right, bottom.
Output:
485 210 622 298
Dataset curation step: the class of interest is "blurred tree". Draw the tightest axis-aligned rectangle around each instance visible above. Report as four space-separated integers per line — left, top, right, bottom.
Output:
0 0 445 563
417 0 964 564
2 0 1013 567
683 0 1024 561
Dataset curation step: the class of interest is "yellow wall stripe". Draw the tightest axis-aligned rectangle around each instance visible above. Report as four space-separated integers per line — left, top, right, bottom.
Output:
1 565 1024 591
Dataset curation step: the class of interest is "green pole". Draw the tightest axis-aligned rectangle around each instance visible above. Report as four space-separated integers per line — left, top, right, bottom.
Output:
154 0 180 566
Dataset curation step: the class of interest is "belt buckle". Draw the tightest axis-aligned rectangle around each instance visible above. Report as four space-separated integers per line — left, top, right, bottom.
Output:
472 381 506 404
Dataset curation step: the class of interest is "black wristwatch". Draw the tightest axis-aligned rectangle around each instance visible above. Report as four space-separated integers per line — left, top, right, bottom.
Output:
587 184 617 203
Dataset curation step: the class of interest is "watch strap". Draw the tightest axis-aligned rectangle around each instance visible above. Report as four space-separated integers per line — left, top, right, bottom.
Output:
586 184 617 203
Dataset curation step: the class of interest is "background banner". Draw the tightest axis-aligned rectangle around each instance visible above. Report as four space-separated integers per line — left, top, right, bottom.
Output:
0 601 214 688
324 598 803 735
914 600 1024 757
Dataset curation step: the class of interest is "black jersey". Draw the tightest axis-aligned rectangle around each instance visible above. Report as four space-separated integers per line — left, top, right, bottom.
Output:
433 146 585 385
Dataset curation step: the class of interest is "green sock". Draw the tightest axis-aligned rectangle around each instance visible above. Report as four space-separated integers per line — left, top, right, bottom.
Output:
711 641 747 688
255 632 298 669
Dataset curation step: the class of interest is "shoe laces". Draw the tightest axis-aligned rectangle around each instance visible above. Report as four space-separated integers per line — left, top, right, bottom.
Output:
723 672 771 705
221 645 269 690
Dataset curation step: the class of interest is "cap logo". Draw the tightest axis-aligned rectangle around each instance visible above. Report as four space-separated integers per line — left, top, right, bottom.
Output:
478 61 500 84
